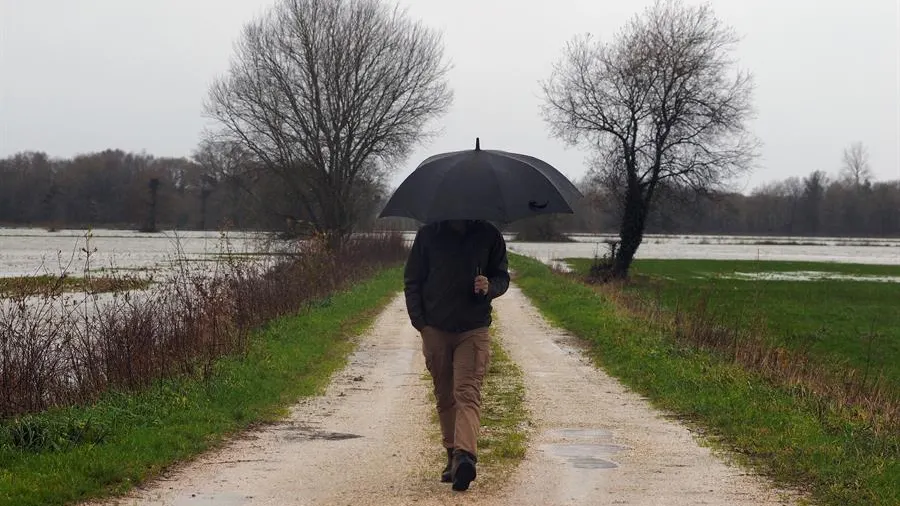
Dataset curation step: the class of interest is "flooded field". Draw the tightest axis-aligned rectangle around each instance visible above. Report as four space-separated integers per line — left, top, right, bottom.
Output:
1 228 898 279
721 271 900 283
0 228 268 278
507 233 900 267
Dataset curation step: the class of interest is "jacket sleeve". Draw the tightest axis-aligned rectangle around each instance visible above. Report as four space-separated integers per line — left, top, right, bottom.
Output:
486 231 510 299
403 229 428 331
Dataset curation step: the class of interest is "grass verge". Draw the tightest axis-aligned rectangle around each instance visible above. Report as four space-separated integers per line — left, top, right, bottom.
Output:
0 266 403 506
510 254 898 506
478 326 529 473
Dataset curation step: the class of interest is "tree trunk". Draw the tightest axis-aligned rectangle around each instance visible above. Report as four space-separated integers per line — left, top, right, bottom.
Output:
144 178 160 233
612 185 648 279
199 188 211 230
230 177 241 228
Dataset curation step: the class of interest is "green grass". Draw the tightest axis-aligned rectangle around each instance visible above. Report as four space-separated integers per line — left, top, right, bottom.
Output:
0 267 403 506
511 254 899 506
477 327 529 472
568 258 900 388
0 275 152 297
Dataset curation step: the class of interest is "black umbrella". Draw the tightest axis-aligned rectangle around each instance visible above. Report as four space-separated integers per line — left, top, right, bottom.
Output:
379 138 583 224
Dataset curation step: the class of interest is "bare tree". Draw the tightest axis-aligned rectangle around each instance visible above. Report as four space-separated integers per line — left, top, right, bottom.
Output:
541 0 758 278
193 139 255 183
801 170 828 234
205 0 453 247
193 138 258 228
841 141 873 188
142 177 161 233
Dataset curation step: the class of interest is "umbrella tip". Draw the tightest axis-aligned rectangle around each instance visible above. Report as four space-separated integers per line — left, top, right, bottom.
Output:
475 137 480 151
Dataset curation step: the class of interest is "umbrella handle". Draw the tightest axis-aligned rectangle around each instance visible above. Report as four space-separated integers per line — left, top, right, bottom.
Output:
475 265 488 295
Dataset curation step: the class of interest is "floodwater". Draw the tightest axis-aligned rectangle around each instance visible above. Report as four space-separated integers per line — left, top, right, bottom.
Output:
1 228 898 279
507 233 900 266
0 228 268 278
723 271 900 283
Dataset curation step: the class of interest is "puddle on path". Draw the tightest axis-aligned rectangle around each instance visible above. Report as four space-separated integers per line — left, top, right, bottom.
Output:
172 492 250 505
273 422 363 442
544 443 627 469
282 430 362 441
547 428 613 439
532 371 567 378
543 428 627 470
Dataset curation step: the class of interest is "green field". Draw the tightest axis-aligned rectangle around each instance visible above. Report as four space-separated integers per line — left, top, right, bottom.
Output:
0 267 403 506
568 259 900 388
513 254 899 506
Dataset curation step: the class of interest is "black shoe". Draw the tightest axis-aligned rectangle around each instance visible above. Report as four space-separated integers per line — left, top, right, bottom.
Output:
451 450 477 491
441 447 453 483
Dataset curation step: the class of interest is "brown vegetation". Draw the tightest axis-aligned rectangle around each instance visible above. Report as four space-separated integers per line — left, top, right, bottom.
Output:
0 276 151 298
0 233 408 419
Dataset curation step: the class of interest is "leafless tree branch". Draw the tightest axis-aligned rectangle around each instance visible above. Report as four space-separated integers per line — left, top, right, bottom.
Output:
841 141 873 188
203 0 453 245
541 0 758 277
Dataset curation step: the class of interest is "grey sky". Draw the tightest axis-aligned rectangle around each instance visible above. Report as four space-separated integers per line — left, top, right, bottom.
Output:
1 0 898 193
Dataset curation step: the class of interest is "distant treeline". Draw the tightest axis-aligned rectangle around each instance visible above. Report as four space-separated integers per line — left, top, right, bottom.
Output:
566 171 900 238
0 149 382 235
1 150 897 237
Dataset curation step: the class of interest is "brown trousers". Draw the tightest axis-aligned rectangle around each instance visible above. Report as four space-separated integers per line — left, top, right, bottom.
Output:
420 326 491 457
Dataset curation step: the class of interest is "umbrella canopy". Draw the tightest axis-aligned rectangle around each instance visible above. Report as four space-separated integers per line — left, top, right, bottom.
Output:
379 138 583 224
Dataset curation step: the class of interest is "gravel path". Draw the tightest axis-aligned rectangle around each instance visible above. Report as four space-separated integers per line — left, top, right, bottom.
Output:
90 285 801 505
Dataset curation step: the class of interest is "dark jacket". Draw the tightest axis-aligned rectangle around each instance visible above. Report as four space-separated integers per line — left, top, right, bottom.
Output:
403 220 510 333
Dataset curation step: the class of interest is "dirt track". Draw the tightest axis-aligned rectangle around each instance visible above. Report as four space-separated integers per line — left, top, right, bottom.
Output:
92 285 799 506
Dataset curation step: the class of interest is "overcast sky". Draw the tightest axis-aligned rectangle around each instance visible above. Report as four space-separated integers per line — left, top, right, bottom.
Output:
1 0 898 193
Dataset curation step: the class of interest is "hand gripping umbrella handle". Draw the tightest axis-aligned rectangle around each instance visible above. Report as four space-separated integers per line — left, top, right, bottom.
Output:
475 265 488 297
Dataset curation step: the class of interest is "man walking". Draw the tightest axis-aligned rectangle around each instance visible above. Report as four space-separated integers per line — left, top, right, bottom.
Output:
403 219 510 491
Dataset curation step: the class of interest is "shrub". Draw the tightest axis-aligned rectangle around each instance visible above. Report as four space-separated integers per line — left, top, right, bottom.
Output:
0 232 408 419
